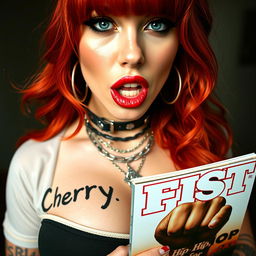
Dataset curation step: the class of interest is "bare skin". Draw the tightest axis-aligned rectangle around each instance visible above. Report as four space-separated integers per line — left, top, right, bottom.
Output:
108 245 171 256
4 12 255 256
4 124 256 256
5 240 39 256
4 119 177 256
46 120 176 233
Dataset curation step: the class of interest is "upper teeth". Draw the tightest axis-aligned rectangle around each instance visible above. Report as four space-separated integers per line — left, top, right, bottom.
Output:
123 83 139 88
119 89 140 97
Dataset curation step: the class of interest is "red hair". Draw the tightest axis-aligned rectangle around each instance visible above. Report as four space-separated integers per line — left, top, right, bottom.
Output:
20 0 232 169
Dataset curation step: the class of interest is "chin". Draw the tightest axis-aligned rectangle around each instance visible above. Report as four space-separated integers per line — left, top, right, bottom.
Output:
111 105 150 122
88 97 152 122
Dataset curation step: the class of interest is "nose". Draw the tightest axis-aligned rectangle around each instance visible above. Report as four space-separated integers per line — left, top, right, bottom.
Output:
118 27 145 68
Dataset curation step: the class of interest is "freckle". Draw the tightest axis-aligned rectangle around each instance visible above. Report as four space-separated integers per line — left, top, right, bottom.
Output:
116 198 120 201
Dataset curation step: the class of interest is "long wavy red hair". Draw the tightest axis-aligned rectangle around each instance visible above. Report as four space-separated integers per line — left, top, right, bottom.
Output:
20 0 232 169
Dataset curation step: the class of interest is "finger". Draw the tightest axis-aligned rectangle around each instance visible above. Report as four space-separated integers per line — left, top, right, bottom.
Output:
155 204 191 238
201 197 226 227
155 210 173 235
167 203 192 234
107 245 129 256
208 205 232 230
184 200 211 231
136 246 170 256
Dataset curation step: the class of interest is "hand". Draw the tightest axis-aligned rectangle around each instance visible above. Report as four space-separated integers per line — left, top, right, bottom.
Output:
154 197 232 254
107 245 170 256
107 246 129 256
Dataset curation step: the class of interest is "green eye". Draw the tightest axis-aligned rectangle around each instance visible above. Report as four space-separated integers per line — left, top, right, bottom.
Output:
84 17 115 32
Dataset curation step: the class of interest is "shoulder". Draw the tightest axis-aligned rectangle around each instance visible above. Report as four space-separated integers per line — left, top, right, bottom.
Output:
15 131 63 160
3 130 66 247
8 130 64 182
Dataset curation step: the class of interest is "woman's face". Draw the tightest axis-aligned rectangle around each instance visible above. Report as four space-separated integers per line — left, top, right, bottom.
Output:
79 13 179 121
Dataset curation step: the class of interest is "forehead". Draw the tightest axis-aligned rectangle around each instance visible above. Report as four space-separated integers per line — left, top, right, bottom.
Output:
83 0 175 18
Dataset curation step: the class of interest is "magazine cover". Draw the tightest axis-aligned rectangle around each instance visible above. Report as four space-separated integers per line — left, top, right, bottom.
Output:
129 153 256 256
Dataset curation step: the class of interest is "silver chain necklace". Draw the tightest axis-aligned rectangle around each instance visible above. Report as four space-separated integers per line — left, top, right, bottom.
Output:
112 157 146 186
86 126 154 185
95 132 152 153
87 128 154 163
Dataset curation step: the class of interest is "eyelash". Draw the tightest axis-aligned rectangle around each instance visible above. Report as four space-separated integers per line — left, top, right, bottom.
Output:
84 17 175 34
144 18 175 33
84 17 116 33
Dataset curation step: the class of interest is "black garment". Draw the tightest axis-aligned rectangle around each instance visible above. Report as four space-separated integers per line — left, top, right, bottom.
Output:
39 219 129 256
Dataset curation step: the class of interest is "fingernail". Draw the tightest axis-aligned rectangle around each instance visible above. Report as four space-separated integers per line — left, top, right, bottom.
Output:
209 219 217 228
159 246 170 255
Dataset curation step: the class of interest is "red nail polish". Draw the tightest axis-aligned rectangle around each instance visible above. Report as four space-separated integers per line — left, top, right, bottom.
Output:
159 246 170 255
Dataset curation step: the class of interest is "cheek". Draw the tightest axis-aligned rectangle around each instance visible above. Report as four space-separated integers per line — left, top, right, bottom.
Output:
79 45 99 85
78 35 116 82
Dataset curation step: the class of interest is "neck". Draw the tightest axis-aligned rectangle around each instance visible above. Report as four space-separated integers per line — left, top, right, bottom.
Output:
85 107 150 134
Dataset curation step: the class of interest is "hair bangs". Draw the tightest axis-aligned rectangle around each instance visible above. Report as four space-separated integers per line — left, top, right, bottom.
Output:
76 0 179 22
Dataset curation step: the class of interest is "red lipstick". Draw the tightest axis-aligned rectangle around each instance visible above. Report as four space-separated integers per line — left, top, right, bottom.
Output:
110 76 149 108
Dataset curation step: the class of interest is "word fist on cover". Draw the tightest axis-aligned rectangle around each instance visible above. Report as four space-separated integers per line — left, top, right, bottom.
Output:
154 197 232 255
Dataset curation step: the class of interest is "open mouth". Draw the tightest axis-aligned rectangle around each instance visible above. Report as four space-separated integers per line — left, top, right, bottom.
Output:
110 76 148 108
118 84 142 97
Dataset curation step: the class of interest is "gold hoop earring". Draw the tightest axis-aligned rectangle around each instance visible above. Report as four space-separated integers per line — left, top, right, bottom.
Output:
161 67 182 104
71 61 88 102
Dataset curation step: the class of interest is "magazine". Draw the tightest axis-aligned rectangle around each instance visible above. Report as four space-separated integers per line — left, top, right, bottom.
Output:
129 153 256 256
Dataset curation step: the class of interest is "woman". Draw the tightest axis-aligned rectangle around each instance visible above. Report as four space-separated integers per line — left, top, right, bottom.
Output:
3 0 255 255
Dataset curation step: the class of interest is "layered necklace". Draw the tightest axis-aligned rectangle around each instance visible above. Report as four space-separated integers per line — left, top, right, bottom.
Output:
85 108 154 186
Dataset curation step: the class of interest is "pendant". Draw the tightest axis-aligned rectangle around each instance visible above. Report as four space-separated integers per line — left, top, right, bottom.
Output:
124 165 141 185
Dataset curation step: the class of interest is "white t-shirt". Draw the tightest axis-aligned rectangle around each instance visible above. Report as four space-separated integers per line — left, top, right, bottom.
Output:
3 131 64 248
